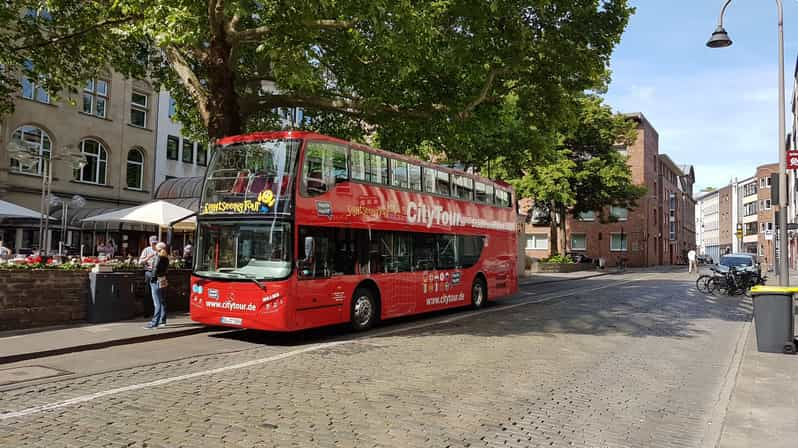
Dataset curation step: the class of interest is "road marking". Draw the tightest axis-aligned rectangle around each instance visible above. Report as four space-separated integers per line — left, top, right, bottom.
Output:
1 273 650 421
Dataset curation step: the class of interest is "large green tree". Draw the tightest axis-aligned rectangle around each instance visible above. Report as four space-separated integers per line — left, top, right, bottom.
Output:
2 0 633 161
512 95 646 255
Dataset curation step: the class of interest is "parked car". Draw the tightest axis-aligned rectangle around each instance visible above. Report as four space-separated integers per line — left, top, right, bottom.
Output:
566 252 594 264
697 255 714 265
719 253 759 273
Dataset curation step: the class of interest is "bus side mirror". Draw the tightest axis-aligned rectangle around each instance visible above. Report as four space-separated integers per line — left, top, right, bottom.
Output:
303 236 315 261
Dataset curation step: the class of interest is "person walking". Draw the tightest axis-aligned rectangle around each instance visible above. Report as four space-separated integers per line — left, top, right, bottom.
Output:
146 242 170 329
139 236 159 327
688 248 698 274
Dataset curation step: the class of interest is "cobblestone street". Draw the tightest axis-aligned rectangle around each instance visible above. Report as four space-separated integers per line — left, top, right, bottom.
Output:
0 270 753 447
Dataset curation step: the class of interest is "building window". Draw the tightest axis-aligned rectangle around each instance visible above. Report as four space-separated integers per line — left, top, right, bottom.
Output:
196 143 207 166
82 79 109 118
669 221 676 240
166 135 179 160
76 139 108 184
610 206 628 221
130 92 148 127
764 199 771 210
578 211 596 221
9 125 52 175
610 233 628 251
126 149 144 190
20 60 49 104
168 97 177 119
571 234 587 251
182 140 194 164
526 234 548 250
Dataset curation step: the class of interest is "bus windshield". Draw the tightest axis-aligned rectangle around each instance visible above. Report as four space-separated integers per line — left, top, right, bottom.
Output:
201 139 299 215
195 220 292 280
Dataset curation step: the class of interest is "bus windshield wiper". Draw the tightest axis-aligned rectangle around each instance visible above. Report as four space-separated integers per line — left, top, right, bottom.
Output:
229 271 267 292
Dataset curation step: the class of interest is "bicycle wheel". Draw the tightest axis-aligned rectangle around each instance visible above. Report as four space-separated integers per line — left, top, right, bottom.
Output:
707 277 728 295
696 275 712 293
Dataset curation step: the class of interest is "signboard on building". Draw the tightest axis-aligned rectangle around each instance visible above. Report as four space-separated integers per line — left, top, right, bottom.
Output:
789 150 798 170
765 230 774 240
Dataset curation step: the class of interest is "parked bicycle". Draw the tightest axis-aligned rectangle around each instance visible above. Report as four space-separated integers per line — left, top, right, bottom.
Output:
705 265 766 297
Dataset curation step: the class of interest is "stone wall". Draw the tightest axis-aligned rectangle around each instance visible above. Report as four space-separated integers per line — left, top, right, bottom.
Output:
0 269 192 331
0 270 89 331
528 263 593 274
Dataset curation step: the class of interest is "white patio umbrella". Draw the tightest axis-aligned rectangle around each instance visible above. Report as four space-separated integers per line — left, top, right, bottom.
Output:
81 200 196 239
0 199 52 219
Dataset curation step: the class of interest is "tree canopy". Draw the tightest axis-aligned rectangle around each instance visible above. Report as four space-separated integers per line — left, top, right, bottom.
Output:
2 0 633 162
511 95 647 254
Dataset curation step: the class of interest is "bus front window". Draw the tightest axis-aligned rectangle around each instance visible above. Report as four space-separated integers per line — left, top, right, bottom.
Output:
195 221 292 280
202 139 300 215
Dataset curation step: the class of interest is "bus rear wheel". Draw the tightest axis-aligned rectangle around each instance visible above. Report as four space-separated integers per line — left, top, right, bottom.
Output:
471 277 487 310
351 287 378 331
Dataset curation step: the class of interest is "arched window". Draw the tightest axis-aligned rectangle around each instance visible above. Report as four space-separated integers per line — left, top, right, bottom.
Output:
10 125 51 175
126 148 144 190
76 139 107 184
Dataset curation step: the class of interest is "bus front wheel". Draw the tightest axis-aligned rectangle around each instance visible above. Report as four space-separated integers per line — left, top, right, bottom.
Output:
351 287 378 331
471 277 487 310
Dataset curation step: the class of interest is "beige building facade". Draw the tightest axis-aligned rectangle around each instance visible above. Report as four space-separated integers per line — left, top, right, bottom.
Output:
0 71 158 255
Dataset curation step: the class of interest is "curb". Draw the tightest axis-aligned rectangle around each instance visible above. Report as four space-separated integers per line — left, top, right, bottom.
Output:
0 326 212 365
520 272 607 287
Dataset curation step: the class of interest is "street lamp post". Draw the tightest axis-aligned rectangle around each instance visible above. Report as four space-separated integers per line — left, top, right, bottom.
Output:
7 142 87 256
708 0 790 285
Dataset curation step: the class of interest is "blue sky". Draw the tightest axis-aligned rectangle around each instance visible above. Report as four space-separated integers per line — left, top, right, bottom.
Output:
604 0 798 191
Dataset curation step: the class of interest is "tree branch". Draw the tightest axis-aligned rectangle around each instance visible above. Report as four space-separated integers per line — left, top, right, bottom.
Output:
12 15 139 51
208 0 225 34
457 68 508 119
231 19 355 44
162 45 210 124
240 93 441 120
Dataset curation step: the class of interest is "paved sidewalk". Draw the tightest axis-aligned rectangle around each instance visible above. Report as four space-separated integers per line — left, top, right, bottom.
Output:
520 269 605 286
718 270 798 447
719 321 798 448
0 314 208 364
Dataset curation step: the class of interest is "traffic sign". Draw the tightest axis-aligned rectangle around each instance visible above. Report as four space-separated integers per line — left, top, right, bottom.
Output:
789 150 798 169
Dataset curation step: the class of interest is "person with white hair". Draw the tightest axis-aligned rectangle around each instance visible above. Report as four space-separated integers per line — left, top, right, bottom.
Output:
146 241 170 329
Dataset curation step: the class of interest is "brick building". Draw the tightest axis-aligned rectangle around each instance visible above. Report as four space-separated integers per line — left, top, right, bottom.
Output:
755 163 778 270
522 112 696 267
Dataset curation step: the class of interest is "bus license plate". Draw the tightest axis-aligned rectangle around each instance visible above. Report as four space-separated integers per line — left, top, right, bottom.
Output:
220 316 242 326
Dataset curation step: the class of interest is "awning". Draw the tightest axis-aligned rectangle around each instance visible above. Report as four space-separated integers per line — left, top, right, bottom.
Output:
0 199 53 220
81 200 196 230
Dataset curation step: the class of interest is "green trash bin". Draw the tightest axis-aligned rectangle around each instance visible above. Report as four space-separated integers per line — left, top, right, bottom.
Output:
750 286 797 354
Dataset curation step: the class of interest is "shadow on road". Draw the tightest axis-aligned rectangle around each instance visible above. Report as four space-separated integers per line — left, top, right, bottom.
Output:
209 275 752 347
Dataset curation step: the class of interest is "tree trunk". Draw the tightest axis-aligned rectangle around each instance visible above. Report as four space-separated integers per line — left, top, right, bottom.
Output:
549 201 559 256
205 29 243 139
558 207 567 254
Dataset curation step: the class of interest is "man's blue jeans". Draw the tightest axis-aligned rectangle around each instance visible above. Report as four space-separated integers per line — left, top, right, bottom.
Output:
146 271 166 326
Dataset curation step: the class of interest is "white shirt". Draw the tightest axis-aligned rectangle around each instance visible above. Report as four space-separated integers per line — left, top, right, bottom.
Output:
139 246 158 270
688 250 697 261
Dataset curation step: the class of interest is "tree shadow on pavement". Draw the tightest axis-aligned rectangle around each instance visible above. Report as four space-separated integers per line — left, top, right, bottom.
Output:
373 277 753 340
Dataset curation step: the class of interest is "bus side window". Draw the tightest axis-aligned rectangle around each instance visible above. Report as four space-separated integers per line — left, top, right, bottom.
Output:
457 235 484 268
408 164 422 191
298 227 334 278
435 170 450 196
436 234 457 269
413 233 436 271
301 141 348 197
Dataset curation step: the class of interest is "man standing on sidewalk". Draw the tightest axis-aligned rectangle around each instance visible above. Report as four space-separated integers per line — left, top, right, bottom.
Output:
688 248 697 274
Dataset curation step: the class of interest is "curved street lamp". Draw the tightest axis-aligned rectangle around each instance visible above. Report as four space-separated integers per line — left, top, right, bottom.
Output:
707 0 789 285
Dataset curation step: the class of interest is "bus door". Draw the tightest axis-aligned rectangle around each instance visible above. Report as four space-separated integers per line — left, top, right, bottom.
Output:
296 227 348 327
373 232 416 316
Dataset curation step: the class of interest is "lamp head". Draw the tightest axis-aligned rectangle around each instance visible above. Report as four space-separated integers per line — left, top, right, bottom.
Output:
707 26 733 48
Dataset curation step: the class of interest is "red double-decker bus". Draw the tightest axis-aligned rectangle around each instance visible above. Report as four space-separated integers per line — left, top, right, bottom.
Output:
190 131 518 331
